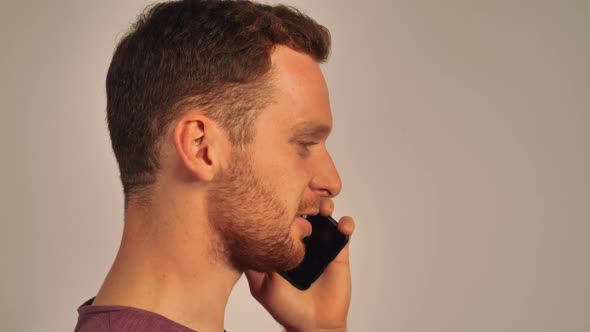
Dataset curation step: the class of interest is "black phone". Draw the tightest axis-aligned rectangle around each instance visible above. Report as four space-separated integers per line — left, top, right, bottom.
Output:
279 214 349 290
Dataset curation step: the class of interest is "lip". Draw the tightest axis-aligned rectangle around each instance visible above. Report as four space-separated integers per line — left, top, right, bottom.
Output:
302 210 320 217
295 216 313 237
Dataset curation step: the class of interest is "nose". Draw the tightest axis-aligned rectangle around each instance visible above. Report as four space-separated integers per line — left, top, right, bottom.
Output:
310 152 342 198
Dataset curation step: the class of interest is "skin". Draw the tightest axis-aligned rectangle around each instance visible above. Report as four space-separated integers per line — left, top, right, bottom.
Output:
93 46 355 332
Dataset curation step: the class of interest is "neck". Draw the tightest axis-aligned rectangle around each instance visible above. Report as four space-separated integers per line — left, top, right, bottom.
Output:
94 194 239 332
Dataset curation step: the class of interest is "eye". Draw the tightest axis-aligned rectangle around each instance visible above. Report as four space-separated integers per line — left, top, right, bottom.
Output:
298 141 318 153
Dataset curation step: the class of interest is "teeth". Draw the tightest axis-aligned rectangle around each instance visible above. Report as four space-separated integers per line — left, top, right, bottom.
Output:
302 214 307 218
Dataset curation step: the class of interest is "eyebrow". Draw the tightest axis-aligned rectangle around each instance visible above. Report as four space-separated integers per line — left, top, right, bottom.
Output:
290 122 332 140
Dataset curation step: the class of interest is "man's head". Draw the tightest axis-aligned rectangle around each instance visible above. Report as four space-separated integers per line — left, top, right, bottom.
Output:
107 0 341 272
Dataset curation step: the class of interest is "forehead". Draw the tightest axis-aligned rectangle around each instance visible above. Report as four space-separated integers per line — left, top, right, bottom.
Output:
257 46 332 135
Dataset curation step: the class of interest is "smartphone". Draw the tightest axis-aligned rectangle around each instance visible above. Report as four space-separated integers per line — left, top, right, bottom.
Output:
279 214 349 290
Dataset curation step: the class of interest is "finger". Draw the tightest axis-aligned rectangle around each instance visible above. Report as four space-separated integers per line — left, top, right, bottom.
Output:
337 216 355 236
331 216 354 264
319 197 334 216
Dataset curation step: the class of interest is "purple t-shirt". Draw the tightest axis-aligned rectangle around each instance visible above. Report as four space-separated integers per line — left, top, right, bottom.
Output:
74 297 225 332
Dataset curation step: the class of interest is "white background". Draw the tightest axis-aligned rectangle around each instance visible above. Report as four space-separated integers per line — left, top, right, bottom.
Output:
1 0 589 331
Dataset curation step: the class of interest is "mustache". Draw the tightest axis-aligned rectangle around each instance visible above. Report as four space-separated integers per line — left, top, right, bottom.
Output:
297 198 321 214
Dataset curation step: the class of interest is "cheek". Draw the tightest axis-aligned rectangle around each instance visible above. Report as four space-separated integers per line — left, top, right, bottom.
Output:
288 168 313 212
250 141 311 202
263 147 309 183
265 165 308 214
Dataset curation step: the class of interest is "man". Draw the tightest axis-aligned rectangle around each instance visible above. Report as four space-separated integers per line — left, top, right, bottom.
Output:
74 0 355 331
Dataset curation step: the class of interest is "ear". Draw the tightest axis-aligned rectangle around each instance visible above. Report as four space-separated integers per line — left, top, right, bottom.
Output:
172 112 226 183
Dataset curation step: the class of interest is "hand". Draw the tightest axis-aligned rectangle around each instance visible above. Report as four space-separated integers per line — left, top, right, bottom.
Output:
245 198 355 332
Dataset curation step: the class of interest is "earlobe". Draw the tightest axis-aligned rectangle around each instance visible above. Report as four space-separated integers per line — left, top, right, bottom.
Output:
173 114 217 183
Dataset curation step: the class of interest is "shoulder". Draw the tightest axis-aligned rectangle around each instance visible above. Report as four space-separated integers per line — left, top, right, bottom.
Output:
74 297 197 332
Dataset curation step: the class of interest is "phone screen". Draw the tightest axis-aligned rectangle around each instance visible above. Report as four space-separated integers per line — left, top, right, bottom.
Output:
279 215 349 290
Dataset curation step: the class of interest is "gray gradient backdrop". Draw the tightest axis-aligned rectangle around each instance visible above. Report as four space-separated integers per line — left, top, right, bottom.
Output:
1 0 589 331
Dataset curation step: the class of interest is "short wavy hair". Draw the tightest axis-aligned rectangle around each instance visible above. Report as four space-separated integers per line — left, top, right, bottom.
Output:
106 0 331 201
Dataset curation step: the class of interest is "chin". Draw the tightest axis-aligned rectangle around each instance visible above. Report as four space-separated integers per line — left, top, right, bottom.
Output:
272 236 306 272
285 238 306 270
232 233 306 273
